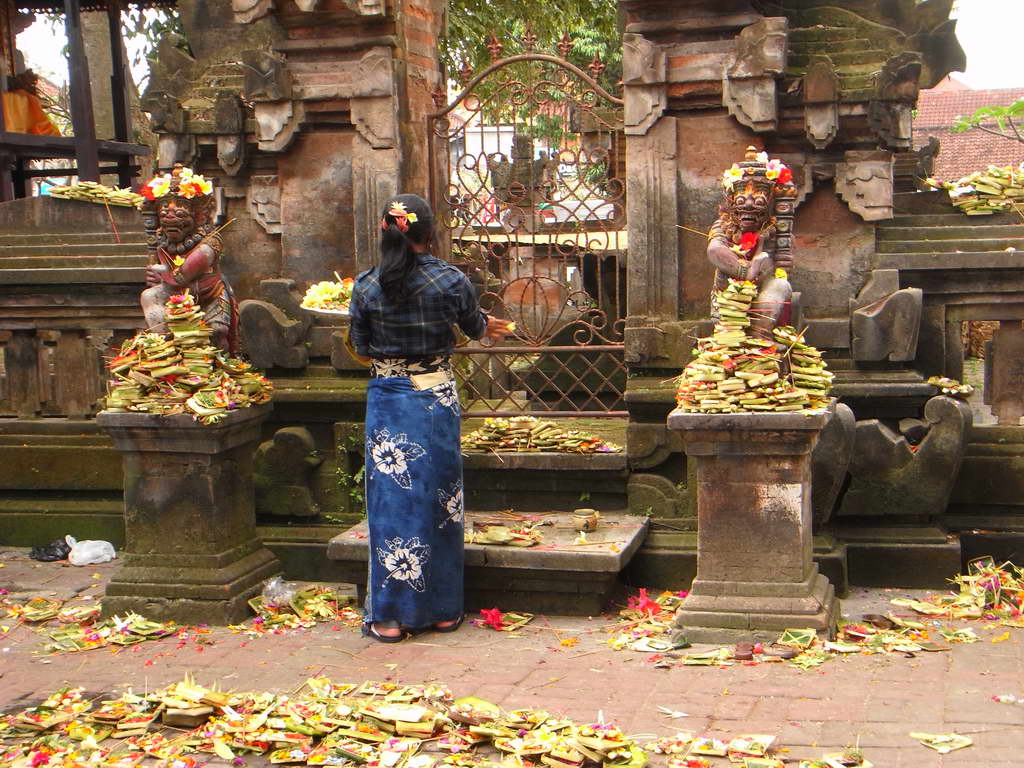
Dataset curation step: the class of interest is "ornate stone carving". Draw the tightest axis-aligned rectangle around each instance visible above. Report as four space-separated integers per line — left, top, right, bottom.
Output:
255 100 305 153
803 56 838 149
242 50 292 102
352 96 396 149
852 287 923 361
627 473 689 519
247 175 282 234
835 150 894 221
810 402 855 527
157 134 197 170
239 279 311 370
621 33 666 136
838 396 972 518
142 92 186 134
869 53 921 149
626 422 683 471
254 427 323 517
233 0 274 25
722 17 787 133
217 136 246 176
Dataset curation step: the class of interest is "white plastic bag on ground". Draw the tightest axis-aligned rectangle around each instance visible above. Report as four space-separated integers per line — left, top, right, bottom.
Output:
65 535 116 566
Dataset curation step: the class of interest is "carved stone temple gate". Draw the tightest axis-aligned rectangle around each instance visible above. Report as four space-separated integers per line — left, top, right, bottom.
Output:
426 40 627 416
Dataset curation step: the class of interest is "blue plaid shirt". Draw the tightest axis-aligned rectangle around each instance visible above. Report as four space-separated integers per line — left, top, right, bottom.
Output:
349 254 488 359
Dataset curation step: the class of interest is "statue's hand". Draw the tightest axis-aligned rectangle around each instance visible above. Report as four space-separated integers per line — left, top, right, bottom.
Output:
747 252 772 283
145 266 164 287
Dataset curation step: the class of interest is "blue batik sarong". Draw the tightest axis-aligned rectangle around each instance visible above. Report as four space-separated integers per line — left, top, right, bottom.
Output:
363 361 464 629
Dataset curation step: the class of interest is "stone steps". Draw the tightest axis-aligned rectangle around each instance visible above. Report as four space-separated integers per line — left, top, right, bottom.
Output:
884 213 1016 228
879 224 1024 241
878 238 1024 254
787 49 887 67
789 26 860 43
0 231 145 247
0 254 148 270
789 38 877 54
0 243 147 258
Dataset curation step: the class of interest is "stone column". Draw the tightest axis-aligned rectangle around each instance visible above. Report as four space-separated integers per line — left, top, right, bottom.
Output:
667 409 837 643
96 404 281 625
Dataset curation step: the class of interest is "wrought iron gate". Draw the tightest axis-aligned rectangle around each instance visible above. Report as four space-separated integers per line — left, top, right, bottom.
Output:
427 35 627 417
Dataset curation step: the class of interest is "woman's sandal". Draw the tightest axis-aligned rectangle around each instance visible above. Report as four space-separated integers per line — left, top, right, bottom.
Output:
362 623 407 644
432 614 465 634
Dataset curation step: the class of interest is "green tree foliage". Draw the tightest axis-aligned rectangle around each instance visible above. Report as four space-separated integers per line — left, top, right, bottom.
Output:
442 1 621 92
952 100 1024 145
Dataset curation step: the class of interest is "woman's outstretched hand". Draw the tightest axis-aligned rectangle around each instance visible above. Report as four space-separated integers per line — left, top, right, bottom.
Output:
484 315 516 340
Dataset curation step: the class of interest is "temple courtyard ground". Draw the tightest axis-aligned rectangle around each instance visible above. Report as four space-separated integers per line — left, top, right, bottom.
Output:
2 546 1023 767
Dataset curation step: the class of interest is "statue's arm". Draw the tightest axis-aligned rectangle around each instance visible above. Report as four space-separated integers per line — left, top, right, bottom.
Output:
707 237 749 280
161 243 217 287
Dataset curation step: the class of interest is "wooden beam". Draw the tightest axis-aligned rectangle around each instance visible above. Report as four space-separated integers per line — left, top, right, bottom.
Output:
0 132 149 158
64 0 100 180
107 0 131 144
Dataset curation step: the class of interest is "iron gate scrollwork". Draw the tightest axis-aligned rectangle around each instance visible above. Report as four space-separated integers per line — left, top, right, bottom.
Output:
427 35 627 417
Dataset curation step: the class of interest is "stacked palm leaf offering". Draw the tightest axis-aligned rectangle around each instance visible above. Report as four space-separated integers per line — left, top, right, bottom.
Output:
461 416 622 453
104 292 272 424
675 279 833 413
926 163 1024 215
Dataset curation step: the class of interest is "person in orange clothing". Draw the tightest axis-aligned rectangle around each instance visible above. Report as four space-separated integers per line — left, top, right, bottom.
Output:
3 69 60 136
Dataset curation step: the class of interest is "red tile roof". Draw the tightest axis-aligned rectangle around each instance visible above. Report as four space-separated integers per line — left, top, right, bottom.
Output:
913 86 1024 182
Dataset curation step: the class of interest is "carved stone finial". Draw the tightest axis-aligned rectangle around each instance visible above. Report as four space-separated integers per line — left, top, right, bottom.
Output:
486 35 503 62
557 33 573 58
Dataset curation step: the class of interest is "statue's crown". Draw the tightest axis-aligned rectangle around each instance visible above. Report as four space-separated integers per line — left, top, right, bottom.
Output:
142 163 214 204
721 146 793 196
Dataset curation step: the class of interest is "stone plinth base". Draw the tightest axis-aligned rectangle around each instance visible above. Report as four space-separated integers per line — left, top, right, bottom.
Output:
97 405 281 625
667 409 838 644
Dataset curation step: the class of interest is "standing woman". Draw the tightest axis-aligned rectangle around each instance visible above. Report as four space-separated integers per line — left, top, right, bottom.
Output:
349 194 510 642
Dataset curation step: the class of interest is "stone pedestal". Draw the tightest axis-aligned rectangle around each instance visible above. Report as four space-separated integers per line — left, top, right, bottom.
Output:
666 409 838 643
96 404 281 625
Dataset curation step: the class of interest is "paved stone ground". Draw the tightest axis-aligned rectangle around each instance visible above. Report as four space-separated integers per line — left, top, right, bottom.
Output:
2 547 1024 767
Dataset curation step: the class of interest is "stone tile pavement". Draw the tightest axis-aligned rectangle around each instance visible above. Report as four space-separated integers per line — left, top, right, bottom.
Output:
2 547 1024 767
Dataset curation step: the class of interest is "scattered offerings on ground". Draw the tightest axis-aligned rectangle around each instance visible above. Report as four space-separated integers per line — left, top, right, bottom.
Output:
461 417 622 454
47 181 144 208
103 292 272 424
891 556 1024 624
926 164 1024 215
235 585 361 635
927 376 974 399
675 280 832 413
301 277 355 314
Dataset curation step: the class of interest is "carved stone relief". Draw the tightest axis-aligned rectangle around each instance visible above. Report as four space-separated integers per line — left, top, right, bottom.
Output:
835 150 894 221
722 17 788 133
247 175 282 234
255 100 306 153
838 396 972 518
352 96 397 149
242 50 292 102
622 33 666 136
233 0 274 24
803 56 838 149
869 53 922 149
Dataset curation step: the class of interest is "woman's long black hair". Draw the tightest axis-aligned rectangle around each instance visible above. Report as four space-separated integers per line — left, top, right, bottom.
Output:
378 193 435 303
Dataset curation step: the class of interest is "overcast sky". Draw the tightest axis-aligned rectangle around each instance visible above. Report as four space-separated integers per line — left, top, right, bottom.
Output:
15 0 1024 91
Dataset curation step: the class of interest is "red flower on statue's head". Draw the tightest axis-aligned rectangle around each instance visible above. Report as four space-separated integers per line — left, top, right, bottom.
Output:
777 168 793 185
739 232 759 252
140 185 155 201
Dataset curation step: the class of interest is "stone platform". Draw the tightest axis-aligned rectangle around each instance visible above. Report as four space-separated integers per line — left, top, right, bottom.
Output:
667 409 839 643
97 404 281 625
327 511 649 615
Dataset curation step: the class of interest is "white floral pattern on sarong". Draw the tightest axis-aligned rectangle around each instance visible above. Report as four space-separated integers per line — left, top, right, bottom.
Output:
432 380 460 415
377 536 430 592
438 480 464 528
368 428 425 490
